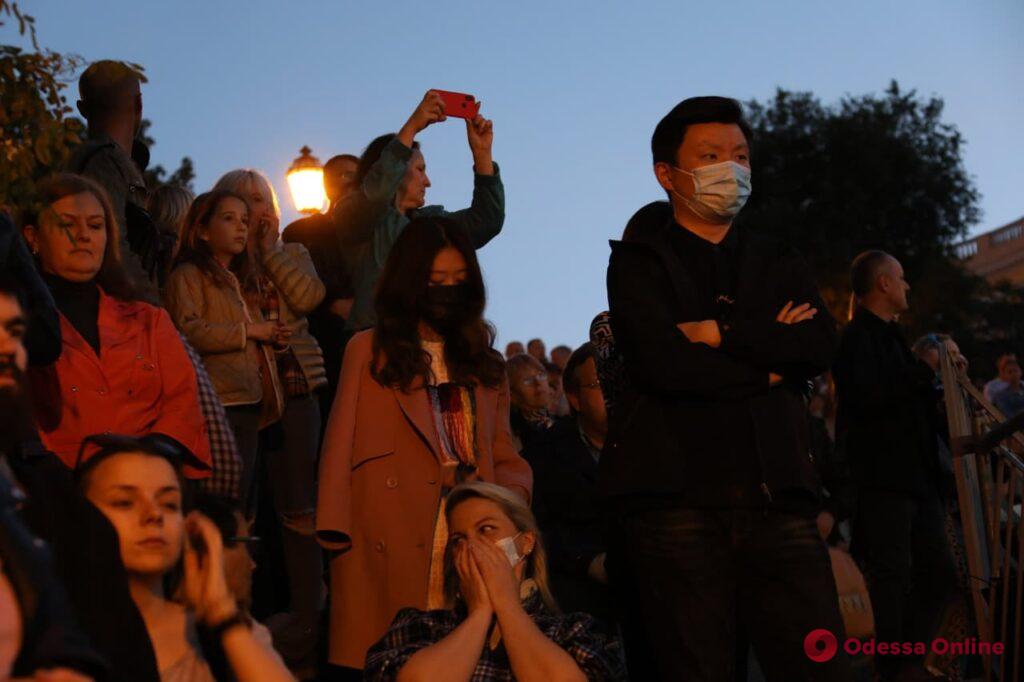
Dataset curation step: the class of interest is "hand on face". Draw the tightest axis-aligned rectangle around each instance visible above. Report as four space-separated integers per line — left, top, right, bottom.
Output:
467 536 521 612
182 512 238 626
255 213 279 254
455 540 492 617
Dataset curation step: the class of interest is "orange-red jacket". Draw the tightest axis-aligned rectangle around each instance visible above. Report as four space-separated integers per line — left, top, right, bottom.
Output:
29 288 212 477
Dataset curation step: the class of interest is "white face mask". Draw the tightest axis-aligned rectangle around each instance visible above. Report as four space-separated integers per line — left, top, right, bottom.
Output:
495 533 523 566
670 160 752 221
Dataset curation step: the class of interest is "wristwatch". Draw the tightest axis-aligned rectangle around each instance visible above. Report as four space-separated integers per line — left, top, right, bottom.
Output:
207 610 250 639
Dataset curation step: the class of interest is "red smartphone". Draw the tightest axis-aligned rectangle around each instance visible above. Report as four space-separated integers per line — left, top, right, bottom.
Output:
435 90 480 120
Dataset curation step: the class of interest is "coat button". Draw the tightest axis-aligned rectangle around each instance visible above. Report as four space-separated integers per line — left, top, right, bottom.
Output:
385 477 398 489
427 479 437 485
374 541 385 552
136 354 144 360
70 386 78 392
98 389 107 395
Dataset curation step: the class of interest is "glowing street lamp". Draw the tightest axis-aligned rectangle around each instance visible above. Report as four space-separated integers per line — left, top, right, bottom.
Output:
286 146 327 214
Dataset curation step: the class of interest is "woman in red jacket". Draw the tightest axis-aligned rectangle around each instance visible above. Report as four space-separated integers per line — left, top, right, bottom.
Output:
21 174 211 476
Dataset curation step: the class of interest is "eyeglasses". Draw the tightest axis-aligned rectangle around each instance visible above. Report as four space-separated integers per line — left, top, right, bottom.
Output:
225 535 261 550
518 373 548 387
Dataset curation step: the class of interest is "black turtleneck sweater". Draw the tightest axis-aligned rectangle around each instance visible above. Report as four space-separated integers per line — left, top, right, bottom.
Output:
43 273 101 355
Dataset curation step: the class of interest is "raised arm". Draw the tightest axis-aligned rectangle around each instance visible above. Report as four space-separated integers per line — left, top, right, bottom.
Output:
442 115 503 248
183 514 295 682
383 544 494 682
471 539 586 682
261 243 326 317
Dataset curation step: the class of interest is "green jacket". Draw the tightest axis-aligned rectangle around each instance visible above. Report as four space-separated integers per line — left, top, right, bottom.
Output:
335 137 504 330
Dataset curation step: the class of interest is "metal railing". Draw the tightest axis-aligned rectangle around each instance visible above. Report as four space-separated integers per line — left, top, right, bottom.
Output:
941 350 1024 681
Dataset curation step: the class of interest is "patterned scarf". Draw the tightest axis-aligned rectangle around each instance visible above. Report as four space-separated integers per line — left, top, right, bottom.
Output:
427 383 479 478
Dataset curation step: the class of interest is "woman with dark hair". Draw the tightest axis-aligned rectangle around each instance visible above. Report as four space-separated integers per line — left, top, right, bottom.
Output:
21 174 212 475
76 433 294 681
365 481 626 681
316 215 532 673
331 90 504 331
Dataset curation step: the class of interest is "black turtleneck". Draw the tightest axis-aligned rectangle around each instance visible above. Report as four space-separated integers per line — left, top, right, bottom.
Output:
43 273 101 355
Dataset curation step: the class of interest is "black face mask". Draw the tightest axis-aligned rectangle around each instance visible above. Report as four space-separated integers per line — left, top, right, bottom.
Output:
421 284 474 334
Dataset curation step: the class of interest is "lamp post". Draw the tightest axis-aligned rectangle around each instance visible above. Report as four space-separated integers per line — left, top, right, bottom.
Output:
286 146 327 214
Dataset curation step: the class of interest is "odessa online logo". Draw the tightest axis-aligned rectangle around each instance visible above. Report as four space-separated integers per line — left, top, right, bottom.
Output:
804 629 839 663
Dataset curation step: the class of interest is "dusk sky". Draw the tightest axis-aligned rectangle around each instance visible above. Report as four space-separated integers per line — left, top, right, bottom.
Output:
23 1 1024 349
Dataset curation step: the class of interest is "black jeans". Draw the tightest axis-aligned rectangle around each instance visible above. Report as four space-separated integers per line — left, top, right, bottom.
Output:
607 506 851 682
264 393 324 664
853 487 959 678
225 403 262 516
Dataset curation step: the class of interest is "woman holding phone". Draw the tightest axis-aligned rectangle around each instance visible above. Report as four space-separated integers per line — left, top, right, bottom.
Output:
333 90 505 331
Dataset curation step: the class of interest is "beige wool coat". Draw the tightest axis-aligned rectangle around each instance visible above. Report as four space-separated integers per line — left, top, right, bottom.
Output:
164 243 327 407
316 330 533 668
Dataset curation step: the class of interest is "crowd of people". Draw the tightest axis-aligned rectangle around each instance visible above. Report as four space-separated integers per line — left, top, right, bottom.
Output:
0 58 1011 682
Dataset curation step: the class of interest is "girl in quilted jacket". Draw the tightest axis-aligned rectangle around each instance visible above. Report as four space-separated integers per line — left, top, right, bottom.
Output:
166 173 326 670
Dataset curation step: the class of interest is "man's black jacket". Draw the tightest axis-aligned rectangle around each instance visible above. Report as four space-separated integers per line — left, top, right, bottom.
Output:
603 202 837 506
522 419 609 620
833 308 942 497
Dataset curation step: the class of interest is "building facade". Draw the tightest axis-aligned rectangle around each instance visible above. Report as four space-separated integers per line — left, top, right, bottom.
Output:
956 216 1024 287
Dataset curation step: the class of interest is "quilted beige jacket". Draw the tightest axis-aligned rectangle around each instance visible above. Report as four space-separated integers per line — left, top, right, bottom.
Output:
165 243 327 407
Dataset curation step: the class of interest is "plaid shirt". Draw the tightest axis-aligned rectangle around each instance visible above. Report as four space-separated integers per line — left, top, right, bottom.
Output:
179 333 242 500
364 592 627 681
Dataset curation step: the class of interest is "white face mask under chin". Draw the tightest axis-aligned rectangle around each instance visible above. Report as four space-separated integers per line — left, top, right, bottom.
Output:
495 533 524 566
670 160 752 221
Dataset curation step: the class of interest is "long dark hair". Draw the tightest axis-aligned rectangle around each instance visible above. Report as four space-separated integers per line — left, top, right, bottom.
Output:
372 216 503 391
25 174 136 300
172 190 257 292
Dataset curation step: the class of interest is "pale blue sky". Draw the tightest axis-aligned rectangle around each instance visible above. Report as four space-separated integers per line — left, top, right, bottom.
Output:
22 0 1024 349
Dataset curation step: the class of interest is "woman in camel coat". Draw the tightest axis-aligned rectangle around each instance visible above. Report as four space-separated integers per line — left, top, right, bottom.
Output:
316 216 532 671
